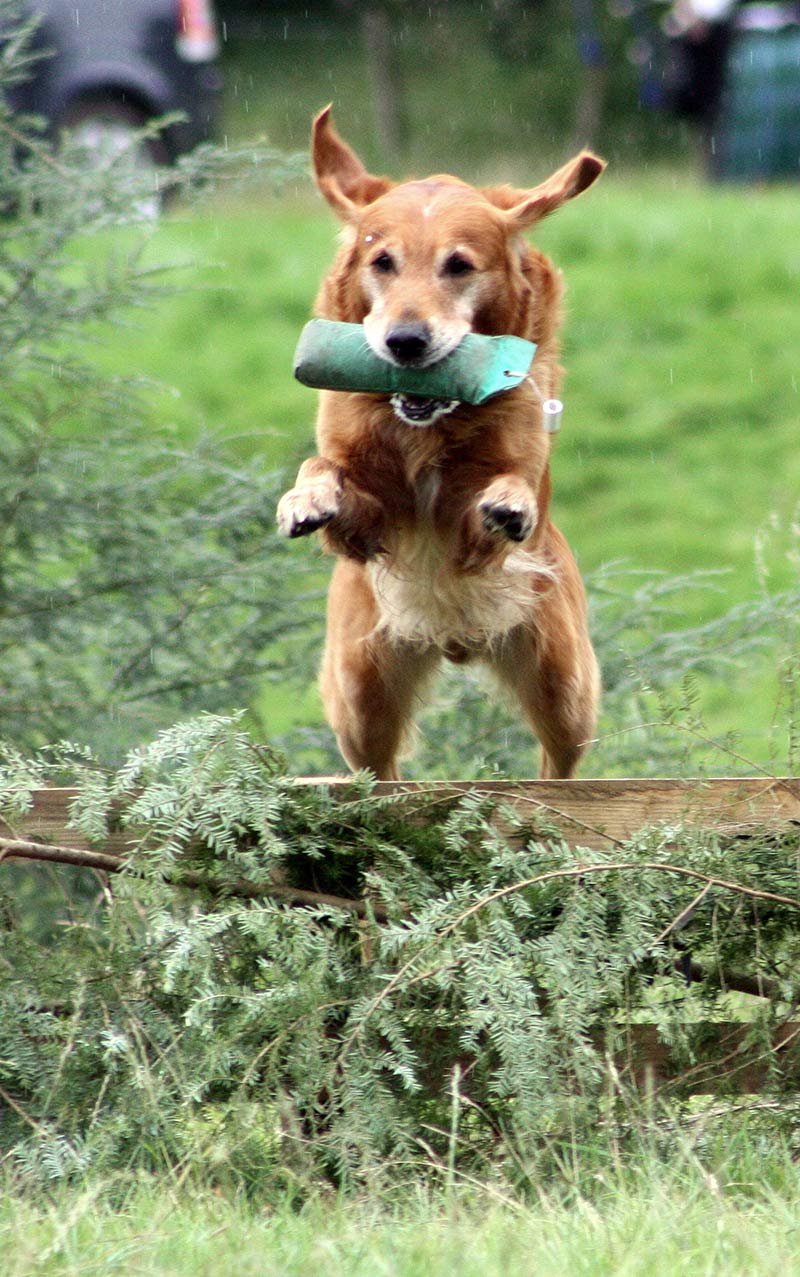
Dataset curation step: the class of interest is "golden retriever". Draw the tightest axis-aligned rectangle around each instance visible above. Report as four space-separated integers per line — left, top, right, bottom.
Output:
277 107 604 780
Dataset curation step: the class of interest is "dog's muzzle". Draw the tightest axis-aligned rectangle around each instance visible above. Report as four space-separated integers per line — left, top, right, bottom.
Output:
390 393 459 428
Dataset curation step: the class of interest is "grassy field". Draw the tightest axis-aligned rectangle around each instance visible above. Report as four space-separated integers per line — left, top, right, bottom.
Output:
217 2 683 177
6 1148 800 1276
88 171 800 765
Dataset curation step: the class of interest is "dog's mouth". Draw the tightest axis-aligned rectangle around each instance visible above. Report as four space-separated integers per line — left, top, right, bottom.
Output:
390 394 459 428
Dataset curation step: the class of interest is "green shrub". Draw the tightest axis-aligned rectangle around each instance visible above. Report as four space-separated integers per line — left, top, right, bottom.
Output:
2 715 800 1201
0 5 311 758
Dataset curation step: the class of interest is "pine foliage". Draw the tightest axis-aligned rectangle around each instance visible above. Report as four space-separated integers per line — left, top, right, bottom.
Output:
2 716 800 1199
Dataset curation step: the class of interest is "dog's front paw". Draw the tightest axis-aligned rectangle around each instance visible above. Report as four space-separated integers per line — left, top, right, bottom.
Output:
478 496 536 543
276 480 341 539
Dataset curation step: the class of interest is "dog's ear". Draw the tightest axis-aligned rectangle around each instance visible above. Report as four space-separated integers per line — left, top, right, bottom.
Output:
312 106 393 220
483 151 605 230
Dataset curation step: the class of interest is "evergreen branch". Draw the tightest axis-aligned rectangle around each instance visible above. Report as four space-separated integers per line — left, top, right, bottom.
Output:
1 835 777 997
444 861 800 930
0 115 72 179
342 862 800 1053
0 1082 44 1135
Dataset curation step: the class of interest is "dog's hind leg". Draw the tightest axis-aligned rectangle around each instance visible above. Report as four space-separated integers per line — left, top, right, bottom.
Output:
320 559 439 780
490 615 600 781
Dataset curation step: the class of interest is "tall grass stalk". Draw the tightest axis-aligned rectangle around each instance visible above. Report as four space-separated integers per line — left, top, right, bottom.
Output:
5 1133 800 1276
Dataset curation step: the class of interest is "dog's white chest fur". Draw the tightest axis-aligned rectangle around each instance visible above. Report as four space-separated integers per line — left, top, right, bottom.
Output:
367 470 543 648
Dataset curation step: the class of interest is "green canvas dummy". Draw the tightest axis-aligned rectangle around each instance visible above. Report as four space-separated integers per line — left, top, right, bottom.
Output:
293 319 537 405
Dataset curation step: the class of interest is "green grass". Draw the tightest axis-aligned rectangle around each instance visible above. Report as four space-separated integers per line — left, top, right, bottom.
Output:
6 1149 800 1276
541 179 800 589
86 199 332 465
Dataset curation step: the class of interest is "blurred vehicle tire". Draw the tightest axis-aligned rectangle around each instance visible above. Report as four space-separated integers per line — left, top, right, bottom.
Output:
7 0 221 175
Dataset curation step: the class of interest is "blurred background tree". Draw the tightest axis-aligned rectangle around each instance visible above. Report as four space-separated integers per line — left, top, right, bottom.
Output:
215 0 688 174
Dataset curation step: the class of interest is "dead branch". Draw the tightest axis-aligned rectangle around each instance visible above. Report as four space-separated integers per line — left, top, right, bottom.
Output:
0 836 380 918
0 836 120 873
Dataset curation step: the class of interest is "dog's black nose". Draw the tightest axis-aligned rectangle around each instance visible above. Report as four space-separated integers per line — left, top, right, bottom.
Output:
385 323 432 365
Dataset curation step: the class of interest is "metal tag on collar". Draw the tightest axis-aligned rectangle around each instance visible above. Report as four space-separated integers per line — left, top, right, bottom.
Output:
541 398 563 433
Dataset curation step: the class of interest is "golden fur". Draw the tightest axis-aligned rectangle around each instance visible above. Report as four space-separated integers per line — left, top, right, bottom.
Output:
277 108 604 779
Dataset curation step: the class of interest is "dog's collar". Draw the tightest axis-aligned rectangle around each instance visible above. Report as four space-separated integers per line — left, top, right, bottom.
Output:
390 394 459 427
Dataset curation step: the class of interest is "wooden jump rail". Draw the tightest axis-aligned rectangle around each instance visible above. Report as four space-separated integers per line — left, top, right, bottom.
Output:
4 777 800 1095
5 776 800 854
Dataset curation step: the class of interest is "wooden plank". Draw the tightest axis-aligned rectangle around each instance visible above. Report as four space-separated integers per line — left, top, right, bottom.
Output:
305 776 800 852
1 788 133 856
611 1021 800 1094
496 776 800 849
4 778 800 855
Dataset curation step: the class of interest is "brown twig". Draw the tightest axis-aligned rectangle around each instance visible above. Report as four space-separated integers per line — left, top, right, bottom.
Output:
0 116 72 178
0 1082 44 1134
0 835 381 918
652 884 712 946
0 836 121 873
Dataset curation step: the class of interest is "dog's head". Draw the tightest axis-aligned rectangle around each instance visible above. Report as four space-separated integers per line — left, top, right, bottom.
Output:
312 106 604 369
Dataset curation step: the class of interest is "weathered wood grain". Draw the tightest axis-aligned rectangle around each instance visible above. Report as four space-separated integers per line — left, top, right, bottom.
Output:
302 776 800 851
0 788 132 855
5 777 800 855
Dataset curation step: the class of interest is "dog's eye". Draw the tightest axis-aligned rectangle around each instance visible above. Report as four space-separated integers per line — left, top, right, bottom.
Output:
371 251 395 274
442 252 475 277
